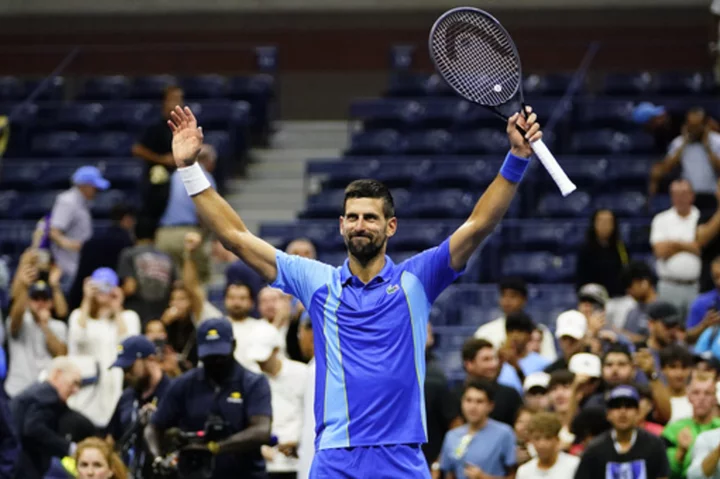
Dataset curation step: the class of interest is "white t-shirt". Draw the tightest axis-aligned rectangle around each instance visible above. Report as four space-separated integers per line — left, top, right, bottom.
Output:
4 310 67 397
668 132 720 194
475 317 558 361
606 295 638 330
516 452 580 479
650 207 701 281
669 395 693 423
265 357 308 472
66 309 141 427
297 358 316 479
230 317 265 373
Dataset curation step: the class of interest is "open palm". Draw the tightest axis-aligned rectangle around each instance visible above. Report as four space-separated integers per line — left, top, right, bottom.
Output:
167 106 204 168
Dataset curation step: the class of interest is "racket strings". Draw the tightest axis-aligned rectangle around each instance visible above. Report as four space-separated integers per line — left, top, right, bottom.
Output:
430 10 521 107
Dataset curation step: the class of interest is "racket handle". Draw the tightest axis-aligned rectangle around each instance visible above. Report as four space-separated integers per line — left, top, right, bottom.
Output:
530 139 577 197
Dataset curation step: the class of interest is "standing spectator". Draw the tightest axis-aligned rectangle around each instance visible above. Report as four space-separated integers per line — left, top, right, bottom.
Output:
514 407 535 466
610 262 658 342
117 217 176 324
641 302 683 368
257 286 293 357
651 179 702 316
517 412 579 479
439 379 517 479
5 278 67 398
67 203 135 311
155 144 217 284
662 372 720 479
10 356 82 479
297 314 315 479
131 85 182 231
475 277 557 361
545 310 588 373
50 166 110 292
695 180 720 293
458 338 523 426
67 268 141 428
283 238 317 361
573 386 670 479
547 370 576 433
248 321 307 479
575 209 629 297
225 282 263 373
633 102 683 155
9 248 68 319
687 255 720 344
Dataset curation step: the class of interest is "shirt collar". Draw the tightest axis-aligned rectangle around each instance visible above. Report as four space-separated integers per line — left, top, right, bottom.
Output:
340 255 395 287
611 428 638 453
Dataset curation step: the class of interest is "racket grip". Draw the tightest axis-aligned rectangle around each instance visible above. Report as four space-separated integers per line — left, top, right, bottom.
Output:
530 139 577 197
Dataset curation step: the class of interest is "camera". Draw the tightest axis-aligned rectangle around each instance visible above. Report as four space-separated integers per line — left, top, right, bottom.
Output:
158 415 229 479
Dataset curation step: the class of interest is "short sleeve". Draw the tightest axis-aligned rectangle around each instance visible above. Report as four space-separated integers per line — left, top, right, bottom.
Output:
271 251 335 307
650 213 668 245
116 248 134 280
246 375 272 418
502 428 517 467
402 237 463 303
667 136 684 157
438 432 454 472
687 432 714 479
121 311 141 338
686 295 708 329
49 196 74 232
151 380 185 430
695 327 714 355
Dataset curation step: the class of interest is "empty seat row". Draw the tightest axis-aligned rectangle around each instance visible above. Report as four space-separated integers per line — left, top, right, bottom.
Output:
0 190 136 220
0 159 144 190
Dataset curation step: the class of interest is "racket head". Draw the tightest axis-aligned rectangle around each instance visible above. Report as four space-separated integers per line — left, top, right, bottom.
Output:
429 7 524 115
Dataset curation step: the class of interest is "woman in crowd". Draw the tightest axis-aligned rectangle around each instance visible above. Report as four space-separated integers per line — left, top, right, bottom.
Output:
575 209 629 297
74 437 128 479
68 268 140 428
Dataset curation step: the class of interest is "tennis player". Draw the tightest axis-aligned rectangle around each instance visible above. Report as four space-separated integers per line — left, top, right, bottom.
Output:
166 105 541 478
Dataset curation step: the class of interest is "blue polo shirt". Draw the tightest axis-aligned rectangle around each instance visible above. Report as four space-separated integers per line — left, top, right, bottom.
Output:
151 362 272 479
271 237 462 450
439 421 516 478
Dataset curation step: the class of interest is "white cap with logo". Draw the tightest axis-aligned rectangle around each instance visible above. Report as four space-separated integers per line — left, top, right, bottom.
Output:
568 352 602 378
554 310 588 340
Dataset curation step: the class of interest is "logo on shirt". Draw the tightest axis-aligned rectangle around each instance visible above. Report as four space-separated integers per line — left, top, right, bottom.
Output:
386 284 400 295
206 329 220 341
227 391 243 404
605 460 647 479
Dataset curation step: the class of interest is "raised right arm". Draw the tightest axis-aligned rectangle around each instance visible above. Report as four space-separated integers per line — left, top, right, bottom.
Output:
167 106 278 283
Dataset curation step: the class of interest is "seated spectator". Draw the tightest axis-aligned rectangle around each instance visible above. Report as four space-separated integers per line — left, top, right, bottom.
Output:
144 319 181 378
67 268 141 428
662 372 720 479
439 379 517 479
10 356 82 479
651 179 702 316
458 338 523 426
283 238 317 361
523 372 551 413
687 255 720 344
497 311 551 393
50 166 110 292
5 278 67 398
215 239 265 308
575 209 628 298
475 277 557 361
527 327 544 355
574 386 670 479
661 345 694 423
517 412 579 479
68 203 135 311
118 217 175 325
545 310 588 374
74 437 128 479
610 262 658 343
156 144 217 284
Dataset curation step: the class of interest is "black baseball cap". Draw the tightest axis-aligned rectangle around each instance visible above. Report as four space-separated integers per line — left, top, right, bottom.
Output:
28 280 52 299
197 318 234 358
647 302 681 327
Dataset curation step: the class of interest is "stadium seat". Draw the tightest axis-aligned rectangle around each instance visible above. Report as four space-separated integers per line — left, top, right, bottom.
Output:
202 130 232 157
97 102 157 131
0 192 19 219
130 75 177 100
570 130 654 154
577 99 635 128
350 99 408 130
417 159 499 189
453 100 501 129
347 129 402 155
31 132 80 157
188 100 251 130
0 76 24 102
53 103 105 131
37 163 84 190
0 161 47 190
502 252 576 283
19 191 61 219
606 158 653 190
594 192 647 218
405 189 475 218
536 191 592 218
180 74 229 99
373 160 430 189
79 76 131 101
401 130 452 155
389 222 451 252
424 74 455 96
618 221 652 253
228 74 275 100
386 73 429 97
523 73 574 96
601 72 655 96
317 161 381 189
74 132 134 157
505 220 585 252
24 77 65 101
101 160 144 189
654 71 708 96
91 190 134 217
650 195 671 215
534 158 608 194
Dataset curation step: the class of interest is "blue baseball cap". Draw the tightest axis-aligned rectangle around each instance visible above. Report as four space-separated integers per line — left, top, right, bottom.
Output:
606 385 640 408
72 165 110 190
197 318 234 358
632 102 666 124
110 335 157 369
91 267 119 293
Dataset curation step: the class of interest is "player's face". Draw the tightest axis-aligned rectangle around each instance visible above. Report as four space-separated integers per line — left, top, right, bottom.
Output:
225 284 253 320
76 447 113 479
461 388 493 424
602 353 634 387
340 198 396 266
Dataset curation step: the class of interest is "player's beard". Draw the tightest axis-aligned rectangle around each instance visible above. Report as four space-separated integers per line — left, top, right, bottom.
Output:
345 233 386 267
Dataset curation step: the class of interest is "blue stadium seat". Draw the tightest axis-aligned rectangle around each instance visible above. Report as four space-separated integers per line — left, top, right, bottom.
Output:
476 129 510 154
37 163 83 189
0 161 47 190
411 99 459 129
19 191 60 219
401 130 451 155
180 74 228 99
534 158 608 193
650 195 671 215
347 129 402 155
97 102 156 131
618 221 651 253
654 71 708 96
350 99 407 129
0 102 37 127
79 76 131 100
102 160 144 189
594 192 647 218
91 190 133 217
577 99 635 128
30 132 79 157
453 100 500 129
601 72 655 96
505 220 585 252
570 130 654 155
527 284 578 309
502 252 576 283
405 189 475 218
202 130 232 157
536 191 592 218
228 75 275 100
188 100 251 130
389 222 450 252
607 158 653 190
319 161 381 189
386 73 429 97
417 160 499 189
0 192 19 219
24 77 65 101
0 76 24 101
130 75 177 100
450 131 492 155
75 132 134 157
302 190 350 219
523 73 574 95
53 103 104 131
424 74 454 97
373 160 429 188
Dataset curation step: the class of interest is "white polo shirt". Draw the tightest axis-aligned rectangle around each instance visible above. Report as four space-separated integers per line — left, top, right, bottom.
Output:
650 206 701 281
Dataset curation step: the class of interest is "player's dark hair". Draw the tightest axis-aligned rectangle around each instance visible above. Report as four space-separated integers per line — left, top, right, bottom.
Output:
224 281 253 301
463 378 496 402
602 343 632 364
134 216 157 241
343 179 395 219
548 369 574 390
659 344 694 369
461 338 494 363
620 261 656 290
505 311 534 334
498 276 527 297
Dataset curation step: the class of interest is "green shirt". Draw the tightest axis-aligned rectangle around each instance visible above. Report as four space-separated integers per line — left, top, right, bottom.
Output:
662 417 720 479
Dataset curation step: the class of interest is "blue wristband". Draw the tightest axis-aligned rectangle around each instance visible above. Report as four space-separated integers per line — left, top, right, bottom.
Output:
499 151 530 183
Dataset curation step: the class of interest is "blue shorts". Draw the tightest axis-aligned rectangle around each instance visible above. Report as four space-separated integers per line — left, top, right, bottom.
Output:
310 444 430 479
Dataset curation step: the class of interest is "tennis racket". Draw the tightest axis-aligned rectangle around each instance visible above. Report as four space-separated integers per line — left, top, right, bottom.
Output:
429 7 577 197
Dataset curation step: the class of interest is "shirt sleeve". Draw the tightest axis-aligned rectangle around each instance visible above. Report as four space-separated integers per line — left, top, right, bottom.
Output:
573 452 593 479
271 250 335 308
116 248 134 280
402 237 463 304
151 379 185 430
650 213 668 245
687 431 715 479
49 196 74 232
67 309 86 356
687 296 709 329
695 328 714 355
502 428 517 468
246 375 272 418
438 432 454 472
667 136 683 157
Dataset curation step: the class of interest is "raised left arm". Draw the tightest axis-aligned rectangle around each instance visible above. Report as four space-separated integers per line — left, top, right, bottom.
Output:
449 108 541 271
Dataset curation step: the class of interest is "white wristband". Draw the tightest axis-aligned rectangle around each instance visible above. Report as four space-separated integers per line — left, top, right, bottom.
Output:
179 162 211 197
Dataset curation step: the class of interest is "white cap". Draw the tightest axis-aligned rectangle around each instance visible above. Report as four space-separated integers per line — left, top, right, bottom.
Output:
555 310 588 340
523 372 551 392
569 353 602 378
246 321 284 362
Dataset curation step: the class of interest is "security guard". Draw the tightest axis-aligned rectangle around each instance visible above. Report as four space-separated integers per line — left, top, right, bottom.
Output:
106 335 172 478
145 317 272 478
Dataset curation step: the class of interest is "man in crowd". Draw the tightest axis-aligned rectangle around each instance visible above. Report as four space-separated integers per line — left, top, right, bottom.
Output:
497 311 551 393
688 418 720 478
225 281 263 372
545 310 588 373
609 261 658 342
522 372 551 412
0 387 18 478
661 344 694 423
